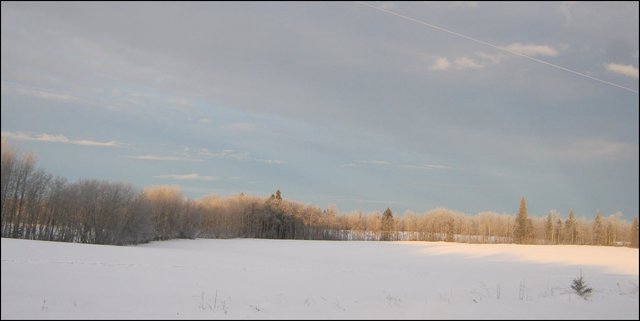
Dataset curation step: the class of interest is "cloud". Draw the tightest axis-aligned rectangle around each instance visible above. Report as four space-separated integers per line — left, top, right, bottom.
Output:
188 147 283 164
540 138 638 162
198 118 212 123
331 197 409 206
1 82 79 102
559 2 574 25
197 149 250 161
376 1 397 10
571 139 638 161
343 160 455 171
345 160 391 166
454 56 485 69
341 162 360 168
365 160 392 166
429 57 451 71
221 122 256 131
341 160 391 168
399 164 453 170
504 43 559 57
153 173 219 181
606 63 639 79
430 55 492 71
129 147 283 165
1 131 121 147
169 97 191 109
475 52 505 65
127 155 203 162
258 159 284 165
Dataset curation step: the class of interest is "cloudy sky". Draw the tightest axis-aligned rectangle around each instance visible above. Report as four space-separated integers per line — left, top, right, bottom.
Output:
1 2 638 218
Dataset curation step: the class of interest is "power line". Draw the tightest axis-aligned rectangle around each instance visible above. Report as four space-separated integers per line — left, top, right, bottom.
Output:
357 1 639 94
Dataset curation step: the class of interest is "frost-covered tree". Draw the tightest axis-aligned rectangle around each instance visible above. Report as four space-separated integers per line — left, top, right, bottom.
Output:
445 216 455 242
144 185 185 240
631 217 639 248
5 141 640 246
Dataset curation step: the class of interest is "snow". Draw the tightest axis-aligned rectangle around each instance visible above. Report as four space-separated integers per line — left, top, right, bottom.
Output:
1 238 638 319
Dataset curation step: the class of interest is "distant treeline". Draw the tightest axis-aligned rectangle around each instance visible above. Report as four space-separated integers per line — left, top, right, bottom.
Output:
1 142 638 248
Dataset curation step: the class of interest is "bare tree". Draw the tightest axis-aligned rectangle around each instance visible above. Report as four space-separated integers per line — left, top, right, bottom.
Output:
631 217 639 248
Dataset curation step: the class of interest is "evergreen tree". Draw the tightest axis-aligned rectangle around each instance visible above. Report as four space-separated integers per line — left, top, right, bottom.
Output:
545 213 553 244
631 217 639 248
565 210 577 244
554 218 563 244
514 197 528 244
592 211 605 245
605 221 614 246
571 270 593 300
381 207 394 241
526 218 535 243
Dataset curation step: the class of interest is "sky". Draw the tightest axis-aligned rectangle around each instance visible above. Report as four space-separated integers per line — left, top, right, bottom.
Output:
1 1 638 219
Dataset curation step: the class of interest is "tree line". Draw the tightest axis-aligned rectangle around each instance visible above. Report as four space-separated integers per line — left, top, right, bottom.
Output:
1 143 198 244
1 142 638 247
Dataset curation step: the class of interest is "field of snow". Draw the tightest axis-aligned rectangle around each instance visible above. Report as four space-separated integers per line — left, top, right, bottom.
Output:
1 238 638 319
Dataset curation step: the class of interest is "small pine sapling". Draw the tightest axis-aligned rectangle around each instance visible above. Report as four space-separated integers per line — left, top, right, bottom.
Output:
571 270 593 299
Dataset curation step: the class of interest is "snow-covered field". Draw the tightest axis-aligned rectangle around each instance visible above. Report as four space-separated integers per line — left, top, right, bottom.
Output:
1 238 638 319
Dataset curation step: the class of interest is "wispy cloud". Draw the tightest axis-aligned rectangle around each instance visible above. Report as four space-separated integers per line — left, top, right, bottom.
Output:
376 1 397 10
475 52 505 65
399 164 453 170
540 138 638 162
341 163 360 168
504 43 559 57
1 131 121 147
365 160 392 166
1 82 79 102
153 173 219 181
428 44 558 73
606 63 639 79
186 147 284 165
344 160 453 171
198 118 212 123
127 155 203 162
342 160 392 167
559 2 574 25
258 159 284 165
330 196 410 206
430 54 497 71
349 198 409 205
196 148 250 161
429 57 451 71
454 56 485 69
221 122 256 131
169 97 192 109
